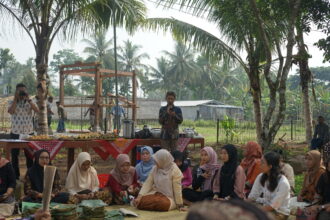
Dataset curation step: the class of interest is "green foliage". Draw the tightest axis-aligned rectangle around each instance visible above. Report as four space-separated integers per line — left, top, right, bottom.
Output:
21 71 37 95
220 115 238 142
295 174 304 196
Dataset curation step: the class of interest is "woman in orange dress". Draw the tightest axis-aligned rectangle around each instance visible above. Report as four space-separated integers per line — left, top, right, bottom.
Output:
240 141 262 195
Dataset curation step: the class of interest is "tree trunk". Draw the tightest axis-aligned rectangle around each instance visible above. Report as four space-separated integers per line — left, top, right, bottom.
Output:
35 36 49 135
296 27 313 143
249 71 263 145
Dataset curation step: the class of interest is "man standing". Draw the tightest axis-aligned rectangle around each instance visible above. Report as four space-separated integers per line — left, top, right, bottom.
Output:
8 83 39 179
56 101 66 133
47 96 54 134
111 104 125 132
159 91 183 152
84 101 96 131
311 116 329 150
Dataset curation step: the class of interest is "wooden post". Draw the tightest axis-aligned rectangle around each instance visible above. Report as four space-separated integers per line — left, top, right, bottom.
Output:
59 67 65 105
94 63 101 131
132 70 137 122
99 70 103 130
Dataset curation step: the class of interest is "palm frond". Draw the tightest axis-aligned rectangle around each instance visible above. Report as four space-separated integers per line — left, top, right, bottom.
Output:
143 17 248 71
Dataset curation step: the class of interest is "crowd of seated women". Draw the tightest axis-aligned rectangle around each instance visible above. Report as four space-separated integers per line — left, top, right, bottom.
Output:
0 142 330 220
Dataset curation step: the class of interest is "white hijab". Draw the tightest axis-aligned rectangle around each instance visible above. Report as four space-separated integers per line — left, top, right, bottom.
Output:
65 152 99 195
152 149 180 199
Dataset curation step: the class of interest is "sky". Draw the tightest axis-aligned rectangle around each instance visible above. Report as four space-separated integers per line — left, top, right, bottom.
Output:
0 1 328 73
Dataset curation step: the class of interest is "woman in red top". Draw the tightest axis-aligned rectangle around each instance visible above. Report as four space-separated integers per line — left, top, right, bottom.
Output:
107 154 139 204
240 141 262 195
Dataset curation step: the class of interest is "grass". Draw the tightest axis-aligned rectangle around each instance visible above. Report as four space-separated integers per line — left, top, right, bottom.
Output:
295 174 304 196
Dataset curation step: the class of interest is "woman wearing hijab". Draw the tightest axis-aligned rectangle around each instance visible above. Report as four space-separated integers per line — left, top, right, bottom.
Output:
24 149 70 204
134 149 184 211
172 150 192 188
298 150 325 203
240 141 262 194
0 153 16 217
182 147 220 205
306 158 330 220
213 144 246 200
135 146 154 184
248 152 291 220
106 154 139 205
65 152 111 204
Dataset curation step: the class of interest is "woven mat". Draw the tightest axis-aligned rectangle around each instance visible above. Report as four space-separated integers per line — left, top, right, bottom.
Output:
6 205 187 220
106 205 187 220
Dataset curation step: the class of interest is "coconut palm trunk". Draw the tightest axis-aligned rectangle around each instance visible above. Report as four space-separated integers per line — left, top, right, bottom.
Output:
296 25 313 143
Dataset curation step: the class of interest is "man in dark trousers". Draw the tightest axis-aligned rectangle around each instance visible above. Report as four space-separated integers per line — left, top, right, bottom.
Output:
159 91 183 152
311 116 329 150
8 83 39 179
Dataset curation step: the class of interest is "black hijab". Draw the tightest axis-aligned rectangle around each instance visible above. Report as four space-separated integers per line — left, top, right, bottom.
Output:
172 150 189 172
27 149 50 193
219 144 239 198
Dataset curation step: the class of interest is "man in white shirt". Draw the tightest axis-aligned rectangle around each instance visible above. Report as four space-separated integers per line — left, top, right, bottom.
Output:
8 83 39 179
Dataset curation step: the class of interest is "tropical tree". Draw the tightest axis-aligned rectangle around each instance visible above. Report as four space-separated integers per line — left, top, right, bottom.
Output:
149 56 173 93
163 41 198 100
292 0 330 143
145 0 301 148
0 0 146 134
0 48 14 76
82 30 114 65
118 40 149 96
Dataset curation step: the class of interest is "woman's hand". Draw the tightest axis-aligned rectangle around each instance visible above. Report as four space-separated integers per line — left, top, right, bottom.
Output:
88 192 94 199
35 209 51 220
202 172 211 179
75 194 89 200
128 185 134 194
305 206 319 215
177 205 188 212
37 193 43 199
134 195 142 207
0 193 8 201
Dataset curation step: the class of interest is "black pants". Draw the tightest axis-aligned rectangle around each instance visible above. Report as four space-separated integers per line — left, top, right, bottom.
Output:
10 133 33 179
182 188 214 202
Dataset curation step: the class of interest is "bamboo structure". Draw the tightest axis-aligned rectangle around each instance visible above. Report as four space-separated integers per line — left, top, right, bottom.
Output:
59 62 137 132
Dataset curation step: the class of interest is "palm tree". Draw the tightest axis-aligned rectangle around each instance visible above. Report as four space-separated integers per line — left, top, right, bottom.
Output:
0 0 146 134
118 40 149 96
144 0 301 148
82 30 114 65
149 56 173 92
164 41 198 100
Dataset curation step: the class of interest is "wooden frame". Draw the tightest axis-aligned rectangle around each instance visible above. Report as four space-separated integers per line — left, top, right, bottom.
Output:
59 62 137 131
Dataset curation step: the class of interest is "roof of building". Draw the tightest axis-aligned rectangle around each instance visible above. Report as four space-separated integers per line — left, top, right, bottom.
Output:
161 100 224 107
203 104 244 110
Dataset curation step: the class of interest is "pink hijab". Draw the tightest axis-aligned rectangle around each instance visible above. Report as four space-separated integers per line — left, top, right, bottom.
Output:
110 154 136 187
200 147 220 190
